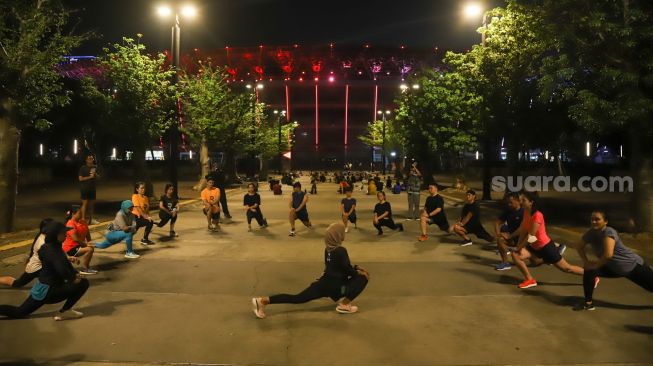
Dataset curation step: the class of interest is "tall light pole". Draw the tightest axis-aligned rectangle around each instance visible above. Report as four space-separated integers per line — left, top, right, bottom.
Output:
157 4 197 198
378 109 391 174
274 109 286 172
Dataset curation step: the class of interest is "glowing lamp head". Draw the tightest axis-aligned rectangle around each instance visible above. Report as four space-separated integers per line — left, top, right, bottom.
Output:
274 110 279 114
464 3 483 18
256 83 264 90
377 111 382 115
400 84 408 91
157 5 172 17
328 76 335 82
181 5 197 17
412 84 420 89
245 84 252 89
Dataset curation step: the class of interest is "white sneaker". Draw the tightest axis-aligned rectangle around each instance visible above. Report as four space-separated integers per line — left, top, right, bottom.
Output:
90 219 100 225
289 230 296 237
124 252 140 259
335 303 358 314
54 309 84 321
345 227 349 233
252 297 266 319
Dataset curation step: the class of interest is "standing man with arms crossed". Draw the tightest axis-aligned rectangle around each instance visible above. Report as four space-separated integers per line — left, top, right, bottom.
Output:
406 162 422 221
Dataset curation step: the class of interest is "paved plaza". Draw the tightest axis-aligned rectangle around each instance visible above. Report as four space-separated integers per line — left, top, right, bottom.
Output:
1 178 652 365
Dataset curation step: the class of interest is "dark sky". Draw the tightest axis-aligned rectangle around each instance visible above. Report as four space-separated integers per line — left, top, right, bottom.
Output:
68 0 504 55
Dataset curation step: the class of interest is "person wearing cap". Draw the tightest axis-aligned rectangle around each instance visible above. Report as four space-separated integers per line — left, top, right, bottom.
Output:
201 176 221 231
289 182 311 236
63 205 97 275
95 200 140 259
452 189 495 246
251 222 369 318
0 221 90 320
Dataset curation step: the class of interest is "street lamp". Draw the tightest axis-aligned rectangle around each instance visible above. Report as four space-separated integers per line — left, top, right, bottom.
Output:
275 110 287 172
156 3 197 198
377 110 391 174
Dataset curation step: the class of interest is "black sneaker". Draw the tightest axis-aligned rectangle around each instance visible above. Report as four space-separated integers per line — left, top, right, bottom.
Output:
140 238 155 245
573 302 596 311
460 239 473 247
377 231 383 235
169 231 178 237
397 223 404 232
225 214 232 219
262 219 268 228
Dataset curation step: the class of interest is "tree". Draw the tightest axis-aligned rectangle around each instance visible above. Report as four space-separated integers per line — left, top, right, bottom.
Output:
81 36 176 193
0 0 86 232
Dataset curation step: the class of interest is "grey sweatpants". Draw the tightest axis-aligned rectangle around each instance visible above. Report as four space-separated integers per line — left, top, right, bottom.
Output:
407 193 421 219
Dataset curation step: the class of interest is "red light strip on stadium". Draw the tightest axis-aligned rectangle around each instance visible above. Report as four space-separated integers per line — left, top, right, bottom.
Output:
344 84 349 145
255 89 261 126
285 84 290 122
373 84 378 122
315 84 319 145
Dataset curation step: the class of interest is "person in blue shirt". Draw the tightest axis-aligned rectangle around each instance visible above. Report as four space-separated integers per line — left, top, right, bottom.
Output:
494 192 524 271
289 182 312 236
340 186 357 233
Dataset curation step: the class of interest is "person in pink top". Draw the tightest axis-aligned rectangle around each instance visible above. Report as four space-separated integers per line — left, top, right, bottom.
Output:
511 191 585 289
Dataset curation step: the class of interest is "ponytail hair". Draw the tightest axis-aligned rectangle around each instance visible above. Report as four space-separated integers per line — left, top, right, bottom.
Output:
27 218 54 263
65 205 81 221
520 190 540 215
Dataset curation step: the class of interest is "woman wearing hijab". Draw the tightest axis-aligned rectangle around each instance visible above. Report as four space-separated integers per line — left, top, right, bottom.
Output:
251 223 369 318
0 222 90 320
95 200 140 259
0 218 54 287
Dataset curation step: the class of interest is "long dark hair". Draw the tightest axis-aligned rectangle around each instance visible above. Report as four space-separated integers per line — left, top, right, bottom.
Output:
164 183 173 195
27 218 54 263
520 190 540 216
134 181 145 194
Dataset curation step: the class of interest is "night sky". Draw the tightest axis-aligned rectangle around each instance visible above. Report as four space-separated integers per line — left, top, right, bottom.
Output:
68 0 504 55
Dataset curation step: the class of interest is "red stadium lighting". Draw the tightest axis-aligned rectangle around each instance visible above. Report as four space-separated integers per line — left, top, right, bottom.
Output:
299 77 304 81
314 77 319 81
328 76 335 82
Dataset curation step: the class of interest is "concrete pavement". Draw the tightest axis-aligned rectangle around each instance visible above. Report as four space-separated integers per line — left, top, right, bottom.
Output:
1 177 652 365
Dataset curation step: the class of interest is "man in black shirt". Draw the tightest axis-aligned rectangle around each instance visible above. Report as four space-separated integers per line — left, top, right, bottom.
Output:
78 154 99 224
494 192 524 270
373 191 404 235
418 184 451 241
243 183 268 231
452 190 494 246
340 186 357 232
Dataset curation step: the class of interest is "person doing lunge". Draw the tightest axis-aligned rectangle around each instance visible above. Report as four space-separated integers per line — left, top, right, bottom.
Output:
95 200 140 259
340 186 357 233
132 182 155 245
494 192 524 271
418 184 451 241
452 190 494 246
0 219 53 288
251 222 369 318
243 183 268 231
201 177 221 232
63 205 97 275
157 183 179 238
289 182 312 236
373 191 404 235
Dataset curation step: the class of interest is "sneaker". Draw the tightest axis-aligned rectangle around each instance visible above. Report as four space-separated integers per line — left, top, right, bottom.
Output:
495 262 512 271
418 234 427 242
225 214 232 219
252 297 266 319
289 230 296 237
460 239 473 247
169 231 178 238
377 231 383 236
397 223 404 232
345 227 349 233
573 302 596 311
89 219 100 225
336 303 359 314
79 268 99 275
248 226 252 231
124 252 140 259
558 243 567 256
262 219 268 228
54 309 84 321
594 276 600 289
140 238 155 246
518 278 538 289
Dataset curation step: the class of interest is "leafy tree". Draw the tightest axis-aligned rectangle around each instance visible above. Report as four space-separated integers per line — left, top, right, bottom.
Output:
0 0 86 232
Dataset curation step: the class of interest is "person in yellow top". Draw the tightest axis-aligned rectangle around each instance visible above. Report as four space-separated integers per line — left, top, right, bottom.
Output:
201 176 221 231
367 178 376 195
131 182 155 245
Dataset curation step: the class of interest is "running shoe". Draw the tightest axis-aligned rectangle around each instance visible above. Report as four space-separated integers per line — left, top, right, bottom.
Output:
289 230 296 237
251 297 266 319
377 231 383 235
418 234 428 242
494 262 512 271
594 276 600 289
124 252 140 259
336 303 359 314
90 219 100 225
345 227 349 233
573 302 596 311
558 243 567 256
169 231 178 237
225 214 233 219
140 238 155 245
79 268 99 275
54 309 84 321
262 219 268 228
397 223 404 232
518 278 538 289
460 239 473 247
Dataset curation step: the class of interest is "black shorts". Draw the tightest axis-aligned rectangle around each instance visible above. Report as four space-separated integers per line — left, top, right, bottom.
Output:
66 246 81 257
526 241 562 264
203 208 220 220
344 213 357 223
294 209 309 222
80 190 96 200
427 215 450 231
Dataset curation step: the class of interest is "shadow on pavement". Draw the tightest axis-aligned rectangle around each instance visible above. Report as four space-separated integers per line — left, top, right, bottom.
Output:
624 324 653 335
82 298 144 317
525 289 653 310
0 354 85 365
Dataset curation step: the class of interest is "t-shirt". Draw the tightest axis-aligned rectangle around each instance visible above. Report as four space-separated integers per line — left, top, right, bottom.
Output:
201 187 220 206
374 201 392 219
160 195 178 212
499 207 524 234
292 191 307 212
244 193 261 210
341 197 357 213
323 247 357 280
424 194 445 219
461 201 481 228
521 210 551 250
78 165 97 191
131 194 150 218
582 226 644 276
62 218 89 252
25 234 46 274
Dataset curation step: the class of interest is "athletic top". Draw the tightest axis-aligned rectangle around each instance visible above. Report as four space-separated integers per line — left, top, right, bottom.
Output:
108 210 136 233
521 211 551 250
424 194 446 219
323 246 358 280
582 226 644 275
341 197 357 213
25 235 46 274
201 187 220 205
292 191 307 213
461 201 482 229
374 201 392 219
243 193 261 210
37 240 77 286
499 207 524 234
160 195 178 213
78 165 97 191
62 218 89 252
131 194 149 218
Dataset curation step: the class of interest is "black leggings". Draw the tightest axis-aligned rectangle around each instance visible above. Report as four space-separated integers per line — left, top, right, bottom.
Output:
157 211 178 228
583 262 653 302
246 210 265 226
270 274 368 304
12 271 40 288
0 278 89 318
219 187 230 216
135 216 153 240
374 218 398 233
